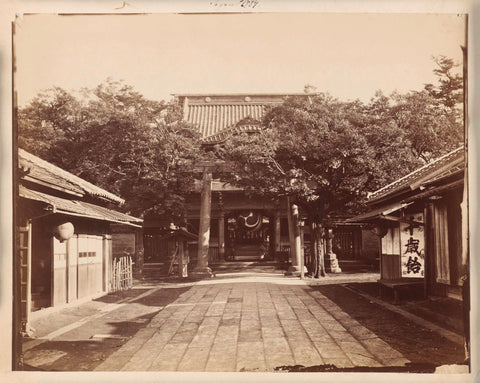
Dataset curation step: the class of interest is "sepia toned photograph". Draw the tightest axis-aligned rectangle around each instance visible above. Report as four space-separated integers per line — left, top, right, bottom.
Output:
9 9 473 379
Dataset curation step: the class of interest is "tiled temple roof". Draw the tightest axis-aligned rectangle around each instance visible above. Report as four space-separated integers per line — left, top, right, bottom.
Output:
175 93 310 143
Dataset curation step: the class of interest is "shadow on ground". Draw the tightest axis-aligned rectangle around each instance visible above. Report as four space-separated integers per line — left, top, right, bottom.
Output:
312 283 466 367
22 286 194 371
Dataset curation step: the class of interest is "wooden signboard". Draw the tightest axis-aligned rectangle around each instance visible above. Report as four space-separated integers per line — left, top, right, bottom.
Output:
400 213 425 278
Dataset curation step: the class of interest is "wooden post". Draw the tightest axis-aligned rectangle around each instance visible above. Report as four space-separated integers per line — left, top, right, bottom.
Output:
134 228 144 277
191 170 214 277
218 212 226 262
102 235 109 293
26 221 32 328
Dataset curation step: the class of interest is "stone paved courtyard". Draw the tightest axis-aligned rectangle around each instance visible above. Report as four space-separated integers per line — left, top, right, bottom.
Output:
94 280 409 372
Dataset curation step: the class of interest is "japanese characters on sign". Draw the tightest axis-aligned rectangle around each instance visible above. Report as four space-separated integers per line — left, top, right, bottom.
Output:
400 213 425 278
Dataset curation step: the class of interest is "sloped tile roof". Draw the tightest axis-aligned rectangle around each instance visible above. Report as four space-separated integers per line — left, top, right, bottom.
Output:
368 147 465 203
187 103 266 138
20 185 142 225
177 94 310 142
19 148 124 204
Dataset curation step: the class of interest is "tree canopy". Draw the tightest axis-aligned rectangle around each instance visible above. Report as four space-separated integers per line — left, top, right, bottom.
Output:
213 57 463 276
216 55 464 220
18 56 464 277
18 79 205 221
17 56 463 226
217 94 417 221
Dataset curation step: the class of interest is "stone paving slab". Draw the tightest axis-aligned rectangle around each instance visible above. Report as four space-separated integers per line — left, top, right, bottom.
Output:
148 343 188 371
95 280 412 372
237 341 267 371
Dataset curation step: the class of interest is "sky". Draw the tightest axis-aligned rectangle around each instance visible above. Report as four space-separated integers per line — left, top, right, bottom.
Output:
14 13 466 106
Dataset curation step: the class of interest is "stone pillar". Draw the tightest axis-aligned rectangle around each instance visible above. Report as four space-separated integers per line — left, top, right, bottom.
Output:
274 210 281 254
325 228 342 273
218 212 225 262
285 201 308 277
191 170 214 278
300 221 305 278
179 240 189 278
286 197 295 262
292 204 302 268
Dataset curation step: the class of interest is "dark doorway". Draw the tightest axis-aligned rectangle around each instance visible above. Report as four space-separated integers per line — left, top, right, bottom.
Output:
226 211 270 261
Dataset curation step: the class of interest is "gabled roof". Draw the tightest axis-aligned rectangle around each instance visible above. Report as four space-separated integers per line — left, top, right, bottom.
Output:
175 93 311 142
19 148 124 204
368 147 465 204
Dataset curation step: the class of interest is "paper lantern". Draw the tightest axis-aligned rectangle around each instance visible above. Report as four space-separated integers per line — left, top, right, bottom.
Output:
371 224 388 238
53 222 74 242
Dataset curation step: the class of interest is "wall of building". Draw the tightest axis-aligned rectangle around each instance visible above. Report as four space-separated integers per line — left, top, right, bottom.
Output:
31 216 112 311
380 226 402 280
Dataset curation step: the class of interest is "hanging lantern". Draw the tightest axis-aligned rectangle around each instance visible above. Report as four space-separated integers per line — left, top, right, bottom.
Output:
53 222 74 242
371 224 388 238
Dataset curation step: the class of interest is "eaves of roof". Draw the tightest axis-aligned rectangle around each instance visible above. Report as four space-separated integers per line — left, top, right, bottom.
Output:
20 185 142 226
18 149 124 204
346 201 412 223
367 147 465 204
202 125 262 144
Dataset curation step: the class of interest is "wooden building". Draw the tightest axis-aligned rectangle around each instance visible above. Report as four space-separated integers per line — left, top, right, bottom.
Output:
15 149 142 333
144 94 379 274
348 147 467 302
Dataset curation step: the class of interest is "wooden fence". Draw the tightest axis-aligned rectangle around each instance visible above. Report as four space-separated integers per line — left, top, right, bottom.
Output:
208 246 219 264
111 255 133 292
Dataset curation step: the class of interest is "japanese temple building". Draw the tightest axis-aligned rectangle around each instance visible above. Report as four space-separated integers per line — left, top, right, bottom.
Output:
143 94 379 275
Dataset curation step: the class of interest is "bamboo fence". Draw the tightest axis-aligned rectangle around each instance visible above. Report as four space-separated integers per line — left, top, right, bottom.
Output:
111 255 133 292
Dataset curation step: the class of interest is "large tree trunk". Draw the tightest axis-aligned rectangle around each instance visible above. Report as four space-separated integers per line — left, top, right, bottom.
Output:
310 221 326 278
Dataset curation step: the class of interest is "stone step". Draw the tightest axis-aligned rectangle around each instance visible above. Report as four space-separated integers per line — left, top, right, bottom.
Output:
338 259 378 272
233 255 264 261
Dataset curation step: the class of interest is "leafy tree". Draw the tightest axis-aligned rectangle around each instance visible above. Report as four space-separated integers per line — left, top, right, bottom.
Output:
217 67 463 276
387 90 462 162
18 79 205 221
217 94 409 276
424 55 463 111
